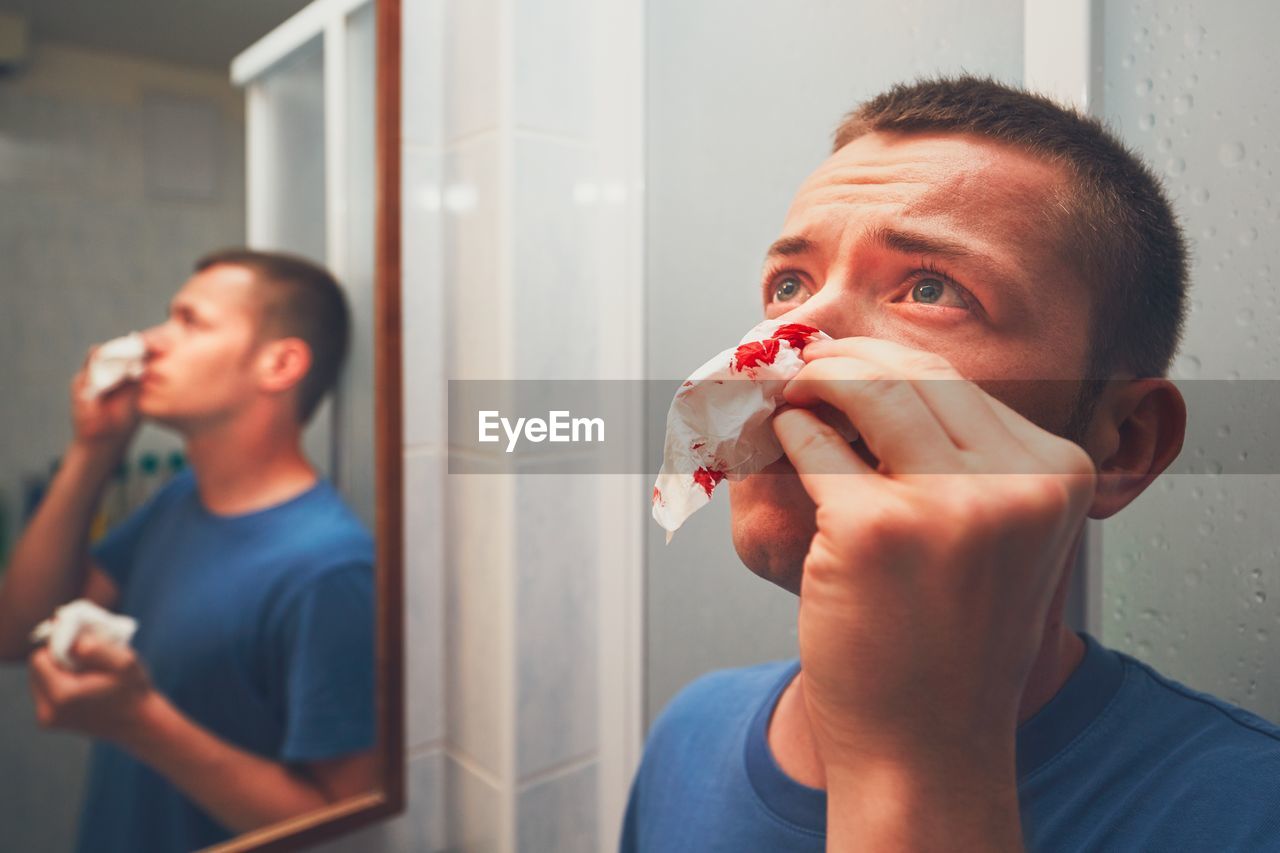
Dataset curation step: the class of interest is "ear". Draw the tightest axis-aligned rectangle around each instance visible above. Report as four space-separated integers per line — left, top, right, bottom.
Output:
1084 378 1186 520
255 337 312 395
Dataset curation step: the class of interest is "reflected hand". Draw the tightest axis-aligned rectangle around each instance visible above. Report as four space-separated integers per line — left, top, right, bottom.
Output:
772 337 1096 784
28 633 155 742
71 345 142 450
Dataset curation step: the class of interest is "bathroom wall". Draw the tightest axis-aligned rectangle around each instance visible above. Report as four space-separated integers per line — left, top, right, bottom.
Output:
1098 1 1280 721
314 0 644 850
0 40 245 853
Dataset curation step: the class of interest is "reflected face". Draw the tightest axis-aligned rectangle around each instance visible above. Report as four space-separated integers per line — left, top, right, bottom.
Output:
138 264 263 429
729 131 1096 593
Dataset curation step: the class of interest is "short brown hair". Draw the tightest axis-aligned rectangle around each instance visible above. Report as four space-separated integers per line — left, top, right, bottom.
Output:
833 75 1189 386
195 248 350 423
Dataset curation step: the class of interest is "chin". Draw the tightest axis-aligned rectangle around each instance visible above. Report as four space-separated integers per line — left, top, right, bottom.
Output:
728 461 817 596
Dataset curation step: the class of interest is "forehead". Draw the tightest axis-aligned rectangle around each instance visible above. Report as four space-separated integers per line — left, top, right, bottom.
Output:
784 131 1070 254
173 264 260 318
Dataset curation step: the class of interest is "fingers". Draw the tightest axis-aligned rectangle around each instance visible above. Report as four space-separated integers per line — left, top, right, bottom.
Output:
802 337 1023 459
71 633 132 672
784 356 957 475
773 406 877 506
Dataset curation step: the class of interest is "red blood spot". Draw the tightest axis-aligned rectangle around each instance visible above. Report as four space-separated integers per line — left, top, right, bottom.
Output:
692 467 726 498
682 380 694 387
691 441 705 451
733 338 782 372
652 486 663 505
771 323 820 351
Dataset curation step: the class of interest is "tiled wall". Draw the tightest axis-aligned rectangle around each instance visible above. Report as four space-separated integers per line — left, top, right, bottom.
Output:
316 0 643 850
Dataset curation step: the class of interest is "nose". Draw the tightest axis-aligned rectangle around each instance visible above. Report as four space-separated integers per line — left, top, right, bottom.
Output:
139 324 168 359
776 283 870 341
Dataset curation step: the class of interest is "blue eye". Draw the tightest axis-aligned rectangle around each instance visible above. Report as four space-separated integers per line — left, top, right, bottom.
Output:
908 274 968 309
912 278 945 303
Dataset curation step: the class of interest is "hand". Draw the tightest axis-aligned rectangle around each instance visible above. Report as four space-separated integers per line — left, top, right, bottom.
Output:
28 633 155 742
772 337 1096 783
71 345 142 450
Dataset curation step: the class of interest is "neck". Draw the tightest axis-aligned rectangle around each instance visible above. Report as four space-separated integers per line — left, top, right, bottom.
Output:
181 408 317 516
768 536 1089 791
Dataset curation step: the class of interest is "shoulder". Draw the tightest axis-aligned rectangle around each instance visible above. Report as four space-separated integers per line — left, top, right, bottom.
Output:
1110 652 1280 800
1118 652 1280 749
641 660 797 766
262 481 375 569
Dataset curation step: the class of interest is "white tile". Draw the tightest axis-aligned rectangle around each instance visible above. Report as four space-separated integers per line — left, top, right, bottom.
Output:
402 145 446 448
514 468 599 779
308 750 446 853
444 0 500 142
446 754 505 853
402 0 444 148
517 761 598 853
512 0 594 140
510 136 603 380
404 450 445 749
444 137 507 381
444 461 510 776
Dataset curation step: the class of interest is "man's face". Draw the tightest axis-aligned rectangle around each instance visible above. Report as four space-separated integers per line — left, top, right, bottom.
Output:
138 264 264 429
729 131 1095 593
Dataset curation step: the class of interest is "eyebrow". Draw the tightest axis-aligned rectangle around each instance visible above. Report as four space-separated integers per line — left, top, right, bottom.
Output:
767 226 979 259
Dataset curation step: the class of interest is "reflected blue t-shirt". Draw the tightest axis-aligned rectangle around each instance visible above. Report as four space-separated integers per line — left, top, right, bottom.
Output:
622 632 1280 851
78 470 375 853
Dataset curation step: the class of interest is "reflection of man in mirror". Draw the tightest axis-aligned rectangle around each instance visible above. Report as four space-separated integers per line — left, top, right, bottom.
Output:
624 78 1280 850
0 249 376 853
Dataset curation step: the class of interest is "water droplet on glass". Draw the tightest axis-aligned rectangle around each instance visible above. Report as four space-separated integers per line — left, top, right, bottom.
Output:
1198 521 1215 536
1255 591 1267 604
1136 640 1153 657
1191 187 1209 205
1166 157 1186 176
1174 94 1193 114
1175 353 1201 376
1157 137 1173 152
1122 53 1135 69
1239 227 1258 246
1251 568 1263 581
1138 113 1156 131
1236 307 1255 325
1136 78 1153 96
1184 26 1205 49
1219 141 1246 166
1216 424 1232 438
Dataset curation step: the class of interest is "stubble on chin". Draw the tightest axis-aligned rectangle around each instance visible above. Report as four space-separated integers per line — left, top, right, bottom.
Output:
729 474 816 596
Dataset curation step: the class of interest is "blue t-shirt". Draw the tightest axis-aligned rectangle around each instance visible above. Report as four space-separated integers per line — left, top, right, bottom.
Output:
77 470 375 853
622 632 1280 851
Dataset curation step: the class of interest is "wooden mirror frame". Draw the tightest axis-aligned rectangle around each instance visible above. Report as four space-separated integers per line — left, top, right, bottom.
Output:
210 0 404 848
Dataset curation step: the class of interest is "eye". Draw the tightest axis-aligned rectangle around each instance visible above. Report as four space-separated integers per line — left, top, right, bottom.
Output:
904 271 971 310
766 272 812 306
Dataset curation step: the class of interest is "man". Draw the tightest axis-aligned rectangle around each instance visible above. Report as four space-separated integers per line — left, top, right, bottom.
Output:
0 249 376 853
623 77 1280 850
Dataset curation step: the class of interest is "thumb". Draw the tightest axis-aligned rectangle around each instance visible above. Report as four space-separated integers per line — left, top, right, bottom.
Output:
71 632 132 672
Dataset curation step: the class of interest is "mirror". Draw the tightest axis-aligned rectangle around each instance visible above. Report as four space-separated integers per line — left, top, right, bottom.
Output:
0 0 403 850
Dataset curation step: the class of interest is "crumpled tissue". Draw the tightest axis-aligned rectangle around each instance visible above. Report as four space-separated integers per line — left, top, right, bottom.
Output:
83 333 146 400
652 318 841 541
29 598 138 670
